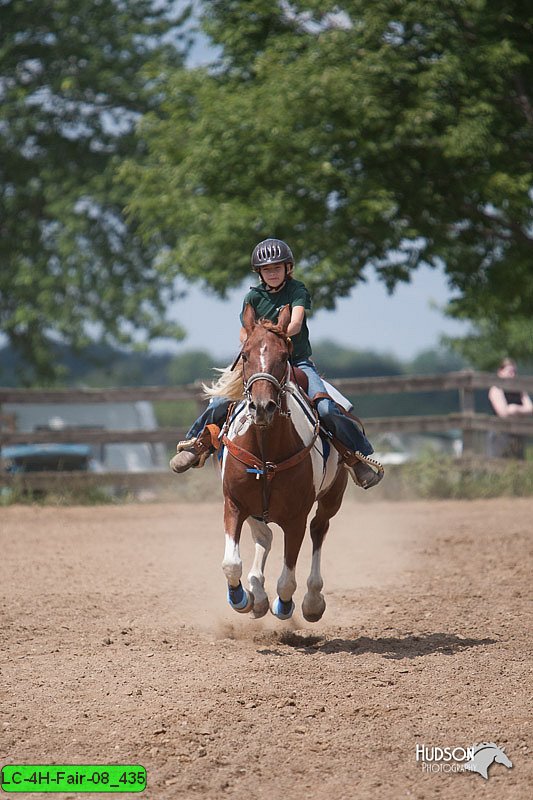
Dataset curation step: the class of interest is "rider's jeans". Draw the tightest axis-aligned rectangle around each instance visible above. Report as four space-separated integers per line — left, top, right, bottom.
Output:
295 359 373 456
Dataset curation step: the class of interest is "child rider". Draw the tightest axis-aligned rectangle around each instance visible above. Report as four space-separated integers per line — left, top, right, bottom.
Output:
170 238 383 489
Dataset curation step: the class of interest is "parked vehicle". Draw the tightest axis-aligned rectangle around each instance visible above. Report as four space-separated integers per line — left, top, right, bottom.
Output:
1 443 100 474
0 402 166 473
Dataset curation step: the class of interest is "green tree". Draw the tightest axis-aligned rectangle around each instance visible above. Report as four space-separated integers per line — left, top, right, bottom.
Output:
312 339 402 378
122 0 533 355
444 314 533 369
0 0 190 382
407 347 467 374
167 349 218 384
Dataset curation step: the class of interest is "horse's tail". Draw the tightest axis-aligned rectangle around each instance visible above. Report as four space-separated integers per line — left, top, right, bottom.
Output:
202 361 244 401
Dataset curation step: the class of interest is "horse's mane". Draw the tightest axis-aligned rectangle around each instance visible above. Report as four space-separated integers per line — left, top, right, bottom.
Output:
203 361 244 400
202 319 291 400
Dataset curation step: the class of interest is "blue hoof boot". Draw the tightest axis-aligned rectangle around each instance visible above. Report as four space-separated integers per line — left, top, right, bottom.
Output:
271 596 295 620
227 583 254 614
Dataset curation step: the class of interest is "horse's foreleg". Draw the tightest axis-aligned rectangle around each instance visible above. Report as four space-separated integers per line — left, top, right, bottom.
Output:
247 516 272 618
271 518 307 621
303 467 347 622
222 497 254 614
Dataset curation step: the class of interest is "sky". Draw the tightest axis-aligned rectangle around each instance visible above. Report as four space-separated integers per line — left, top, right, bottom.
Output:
164 266 470 362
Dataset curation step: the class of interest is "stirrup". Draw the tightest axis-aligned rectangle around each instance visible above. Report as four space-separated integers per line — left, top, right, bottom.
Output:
174 436 206 468
346 451 384 488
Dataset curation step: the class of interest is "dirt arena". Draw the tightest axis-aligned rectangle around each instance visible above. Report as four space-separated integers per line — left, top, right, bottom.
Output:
1 496 532 799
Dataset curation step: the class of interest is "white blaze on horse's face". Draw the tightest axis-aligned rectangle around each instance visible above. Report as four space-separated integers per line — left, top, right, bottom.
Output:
260 343 267 372
244 330 288 428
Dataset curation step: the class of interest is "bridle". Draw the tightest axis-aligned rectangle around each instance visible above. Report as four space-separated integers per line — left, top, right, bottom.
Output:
242 368 290 417
232 329 293 418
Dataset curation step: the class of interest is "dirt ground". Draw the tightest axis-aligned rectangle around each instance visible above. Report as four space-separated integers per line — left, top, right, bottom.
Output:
1 496 532 800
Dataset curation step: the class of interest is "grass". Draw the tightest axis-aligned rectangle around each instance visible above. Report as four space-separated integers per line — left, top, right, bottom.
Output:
2 455 532 506
374 454 533 501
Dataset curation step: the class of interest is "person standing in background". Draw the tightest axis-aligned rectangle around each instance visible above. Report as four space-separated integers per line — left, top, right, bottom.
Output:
488 357 532 458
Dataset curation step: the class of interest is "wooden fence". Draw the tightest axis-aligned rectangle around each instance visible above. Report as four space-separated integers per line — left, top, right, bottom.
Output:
1 370 532 490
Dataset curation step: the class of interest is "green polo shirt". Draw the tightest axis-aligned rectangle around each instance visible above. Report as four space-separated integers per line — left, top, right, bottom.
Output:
240 279 312 362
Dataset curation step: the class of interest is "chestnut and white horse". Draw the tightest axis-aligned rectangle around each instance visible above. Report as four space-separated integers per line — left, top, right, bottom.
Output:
215 304 347 622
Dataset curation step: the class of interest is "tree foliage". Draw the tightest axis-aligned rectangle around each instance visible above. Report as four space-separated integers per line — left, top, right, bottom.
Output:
312 339 402 378
0 0 190 381
444 314 533 369
122 0 533 356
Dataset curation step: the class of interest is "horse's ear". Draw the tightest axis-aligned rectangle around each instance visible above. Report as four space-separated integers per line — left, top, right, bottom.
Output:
242 303 256 335
277 304 291 332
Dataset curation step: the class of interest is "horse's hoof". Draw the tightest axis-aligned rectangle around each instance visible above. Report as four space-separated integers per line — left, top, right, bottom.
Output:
227 583 254 614
302 594 326 623
271 596 295 620
252 597 270 618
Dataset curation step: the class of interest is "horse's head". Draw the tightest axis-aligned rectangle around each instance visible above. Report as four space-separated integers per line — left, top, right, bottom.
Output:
465 743 513 779
241 303 292 427
494 747 512 769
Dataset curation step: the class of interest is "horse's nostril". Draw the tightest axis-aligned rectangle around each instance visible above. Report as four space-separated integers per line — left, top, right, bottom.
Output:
265 400 277 415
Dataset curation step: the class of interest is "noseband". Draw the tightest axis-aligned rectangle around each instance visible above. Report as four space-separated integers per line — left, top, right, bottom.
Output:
243 370 288 414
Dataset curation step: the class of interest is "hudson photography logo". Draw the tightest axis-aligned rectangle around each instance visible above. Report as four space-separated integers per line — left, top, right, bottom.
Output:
416 742 513 779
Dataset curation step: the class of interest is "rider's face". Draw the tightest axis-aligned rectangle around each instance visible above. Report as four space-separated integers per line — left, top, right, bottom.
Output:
260 262 286 288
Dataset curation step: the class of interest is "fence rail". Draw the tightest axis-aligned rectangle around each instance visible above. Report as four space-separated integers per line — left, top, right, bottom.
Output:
2 370 533 404
1 370 532 491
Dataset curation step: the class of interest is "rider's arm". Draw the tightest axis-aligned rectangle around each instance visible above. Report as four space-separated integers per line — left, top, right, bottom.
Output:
287 305 305 337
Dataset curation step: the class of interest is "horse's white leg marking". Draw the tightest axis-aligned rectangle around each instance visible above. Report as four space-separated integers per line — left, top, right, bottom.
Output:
247 517 272 616
307 547 323 596
277 564 297 603
302 547 326 621
222 533 242 588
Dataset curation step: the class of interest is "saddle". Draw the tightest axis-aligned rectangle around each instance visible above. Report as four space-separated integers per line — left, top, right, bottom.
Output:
291 365 309 394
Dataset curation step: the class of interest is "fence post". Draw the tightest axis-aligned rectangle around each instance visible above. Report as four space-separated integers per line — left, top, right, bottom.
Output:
459 377 475 456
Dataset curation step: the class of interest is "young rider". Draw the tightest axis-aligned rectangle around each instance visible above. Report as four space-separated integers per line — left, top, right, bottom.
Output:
170 238 382 489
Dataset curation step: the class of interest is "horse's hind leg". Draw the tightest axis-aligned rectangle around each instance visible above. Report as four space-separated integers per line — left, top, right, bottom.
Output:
247 516 273 618
222 497 254 614
302 467 348 623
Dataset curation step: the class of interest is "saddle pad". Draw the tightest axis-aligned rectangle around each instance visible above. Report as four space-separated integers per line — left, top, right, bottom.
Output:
322 379 354 412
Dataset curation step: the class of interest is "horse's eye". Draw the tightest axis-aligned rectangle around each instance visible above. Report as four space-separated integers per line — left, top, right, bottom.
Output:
242 353 248 363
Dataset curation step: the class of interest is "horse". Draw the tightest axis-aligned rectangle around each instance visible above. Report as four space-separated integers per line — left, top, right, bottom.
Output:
464 743 513 779
214 303 348 622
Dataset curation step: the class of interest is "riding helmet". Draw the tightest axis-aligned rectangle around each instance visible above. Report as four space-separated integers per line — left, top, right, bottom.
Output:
251 238 294 271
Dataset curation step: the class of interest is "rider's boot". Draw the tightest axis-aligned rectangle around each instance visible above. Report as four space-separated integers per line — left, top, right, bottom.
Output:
169 427 216 474
342 451 384 490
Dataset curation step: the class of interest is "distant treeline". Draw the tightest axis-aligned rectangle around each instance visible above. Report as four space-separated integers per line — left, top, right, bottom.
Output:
0 339 469 388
